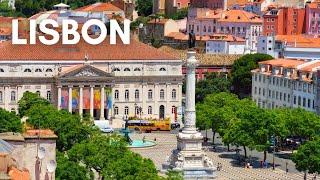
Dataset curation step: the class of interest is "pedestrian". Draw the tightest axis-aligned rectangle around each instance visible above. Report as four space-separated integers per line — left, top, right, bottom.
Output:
154 137 157 141
142 136 146 143
219 163 222 171
286 162 289 173
217 163 220 171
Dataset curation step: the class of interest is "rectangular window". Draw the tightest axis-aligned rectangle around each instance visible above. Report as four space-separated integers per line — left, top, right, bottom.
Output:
294 96 296 104
308 99 311 108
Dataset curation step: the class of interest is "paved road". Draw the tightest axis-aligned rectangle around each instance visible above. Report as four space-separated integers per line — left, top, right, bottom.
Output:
200 130 298 173
130 132 317 180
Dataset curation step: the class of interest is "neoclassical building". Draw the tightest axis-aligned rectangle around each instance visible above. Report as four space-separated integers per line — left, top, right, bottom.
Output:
0 38 183 126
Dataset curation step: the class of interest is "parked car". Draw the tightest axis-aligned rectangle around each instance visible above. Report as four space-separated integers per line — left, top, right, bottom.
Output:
94 120 114 133
171 122 180 130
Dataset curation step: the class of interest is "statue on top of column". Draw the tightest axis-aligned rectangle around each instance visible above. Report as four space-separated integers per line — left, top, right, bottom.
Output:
188 30 196 49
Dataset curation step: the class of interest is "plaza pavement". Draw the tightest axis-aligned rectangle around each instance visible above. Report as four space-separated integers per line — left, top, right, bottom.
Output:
130 132 316 180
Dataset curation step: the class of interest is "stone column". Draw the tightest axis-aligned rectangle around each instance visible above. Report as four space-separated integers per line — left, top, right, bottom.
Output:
79 85 83 116
4 85 9 111
90 86 94 118
100 85 105 120
154 83 159 117
57 86 61 110
17 85 23 101
142 83 147 118
68 86 72 113
183 51 197 133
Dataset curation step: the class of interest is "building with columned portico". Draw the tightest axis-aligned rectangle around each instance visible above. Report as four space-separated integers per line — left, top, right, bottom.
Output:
0 38 183 127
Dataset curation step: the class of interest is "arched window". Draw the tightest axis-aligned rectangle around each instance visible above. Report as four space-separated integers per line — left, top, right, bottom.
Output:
114 90 119 100
0 68 4 72
114 106 119 115
172 89 177 99
124 106 129 115
35 68 42 72
134 68 141 71
148 106 152 114
0 91 2 102
148 89 153 99
11 91 16 102
135 89 139 99
46 68 53 72
112 68 120 72
160 89 165 99
125 90 129 100
24 68 32 72
124 68 131 71
159 67 166 71
47 91 51 101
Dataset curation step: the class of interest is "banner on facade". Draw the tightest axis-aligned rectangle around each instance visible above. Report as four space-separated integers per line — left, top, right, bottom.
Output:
83 88 90 109
72 89 79 109
94 89 101 109
61 89 68 109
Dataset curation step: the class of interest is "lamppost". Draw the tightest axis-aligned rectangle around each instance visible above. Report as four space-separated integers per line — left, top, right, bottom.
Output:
271 135 276 170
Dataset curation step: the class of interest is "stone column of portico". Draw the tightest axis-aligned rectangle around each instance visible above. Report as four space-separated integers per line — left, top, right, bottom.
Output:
90 85 94 118
100 85 105 120
79 85 83 117
166 83 171 121
57 86 61 110
154 83 159 118
68 86 72 113
142 83 147 118
4 85 9 110
17 85 23 101
183 51 197 133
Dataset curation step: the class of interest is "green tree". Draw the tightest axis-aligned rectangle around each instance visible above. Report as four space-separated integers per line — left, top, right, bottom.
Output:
68 134 159 179
283 108 320 140
136 0 153 16
195 73 231 102
292 138 320 179
166 8 188 20
231 53 273 98
56 152 93 180
18 91 50 117
196 92 239 145
0 108 22 133
165 170 183 180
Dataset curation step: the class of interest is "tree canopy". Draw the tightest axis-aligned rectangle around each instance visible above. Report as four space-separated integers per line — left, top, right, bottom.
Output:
136 0 153 16
292 138 320 175
231 53 273 98
0 108 22 133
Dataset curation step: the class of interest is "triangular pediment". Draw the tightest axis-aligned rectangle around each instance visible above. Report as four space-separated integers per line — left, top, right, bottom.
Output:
59 64 112 78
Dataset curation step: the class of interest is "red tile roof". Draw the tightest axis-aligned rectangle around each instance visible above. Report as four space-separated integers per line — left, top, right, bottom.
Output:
8 167 30 180
23 129 57 139
219 10 262 23
0 37 177 61
76 2 123 12
259 59 305 68
0 28 11 36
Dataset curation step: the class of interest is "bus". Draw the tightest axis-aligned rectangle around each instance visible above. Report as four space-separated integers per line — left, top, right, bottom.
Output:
127 119 172 132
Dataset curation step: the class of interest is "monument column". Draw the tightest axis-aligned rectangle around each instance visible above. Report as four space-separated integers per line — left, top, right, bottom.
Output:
90 85 94 118
68 86 72 113
163 51 216 179
183 51 197 133
79 85 83 116
57 86 61 110
100 85 105 120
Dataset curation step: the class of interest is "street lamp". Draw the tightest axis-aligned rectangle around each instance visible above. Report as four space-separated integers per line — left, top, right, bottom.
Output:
271 135 276 170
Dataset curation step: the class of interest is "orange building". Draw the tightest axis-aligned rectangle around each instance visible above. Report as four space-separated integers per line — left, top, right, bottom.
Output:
263 7 305 36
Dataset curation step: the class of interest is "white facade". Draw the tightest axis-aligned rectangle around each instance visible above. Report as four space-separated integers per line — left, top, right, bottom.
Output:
257 35 320 60
251 59 319 113
206 40 245 54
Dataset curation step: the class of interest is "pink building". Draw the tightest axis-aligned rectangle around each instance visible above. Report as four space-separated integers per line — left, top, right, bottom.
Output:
305 1 320 35
187 8 262 51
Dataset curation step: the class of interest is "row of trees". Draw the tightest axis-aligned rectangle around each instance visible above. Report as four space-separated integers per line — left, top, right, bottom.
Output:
196 92 320 176
0 92 183 179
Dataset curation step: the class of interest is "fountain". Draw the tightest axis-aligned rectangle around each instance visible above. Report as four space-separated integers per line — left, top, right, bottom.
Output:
119 115 156 148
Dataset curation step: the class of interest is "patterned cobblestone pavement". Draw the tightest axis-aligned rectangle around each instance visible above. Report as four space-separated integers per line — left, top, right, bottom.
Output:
130 132 316 180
